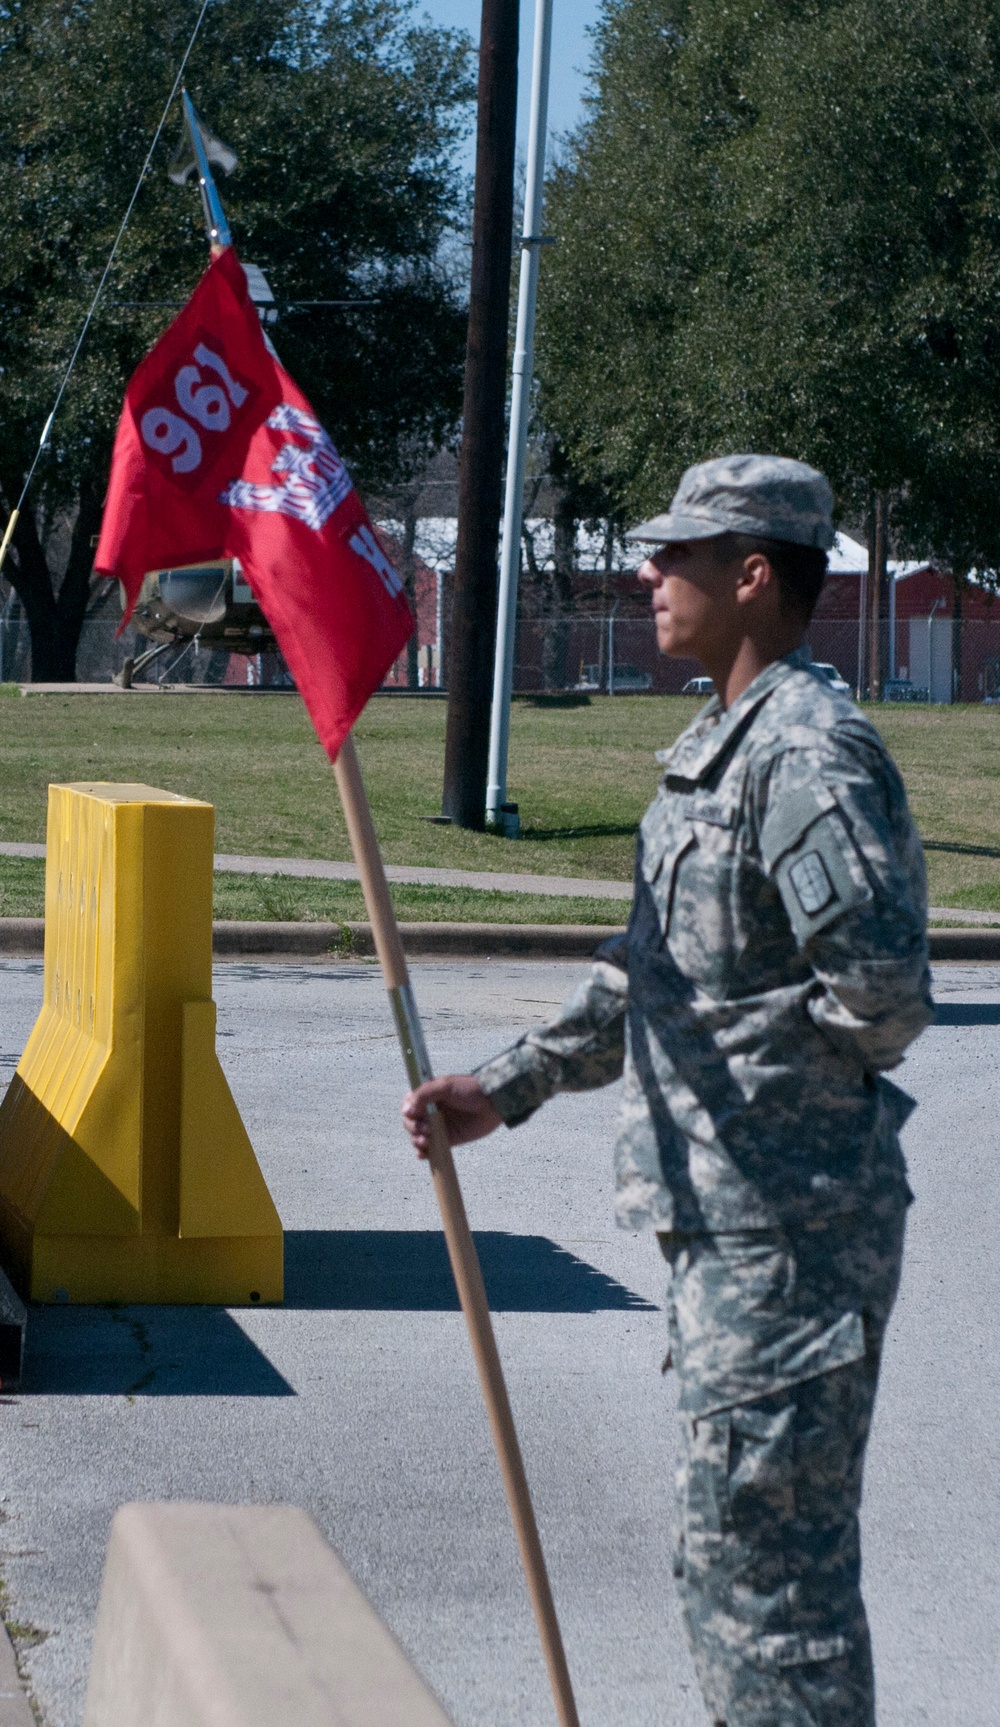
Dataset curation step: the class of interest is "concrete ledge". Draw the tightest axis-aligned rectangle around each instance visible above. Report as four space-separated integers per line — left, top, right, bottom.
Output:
0 1619 33 1727
0 919 617 961
211 919 347 957
2 917 997 962
84 1503 455 1727
212 920 622 959
340 920 622 959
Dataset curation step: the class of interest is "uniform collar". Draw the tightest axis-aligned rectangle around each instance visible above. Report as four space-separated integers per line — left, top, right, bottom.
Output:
656 646 812 783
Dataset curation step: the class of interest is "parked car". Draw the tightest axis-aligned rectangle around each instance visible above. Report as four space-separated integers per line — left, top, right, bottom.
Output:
607 664 653 691
574 663 653 693
811 661 852 695
883 679 928 703
681 675 715 696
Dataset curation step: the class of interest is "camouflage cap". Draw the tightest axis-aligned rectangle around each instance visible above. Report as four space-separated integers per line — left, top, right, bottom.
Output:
626 453 835 551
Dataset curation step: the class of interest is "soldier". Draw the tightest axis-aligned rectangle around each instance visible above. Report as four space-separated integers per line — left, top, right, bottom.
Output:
402 454 933 1727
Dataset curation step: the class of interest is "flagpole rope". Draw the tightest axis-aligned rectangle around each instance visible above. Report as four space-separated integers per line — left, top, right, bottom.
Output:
0 0 214 575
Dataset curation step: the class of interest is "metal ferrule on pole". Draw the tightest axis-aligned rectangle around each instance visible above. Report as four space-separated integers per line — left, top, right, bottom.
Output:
182 89 232 249
389 982 433 1088
485 0 554 824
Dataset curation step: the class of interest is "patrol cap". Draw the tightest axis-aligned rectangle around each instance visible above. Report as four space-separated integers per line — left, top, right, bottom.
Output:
626 453 835 551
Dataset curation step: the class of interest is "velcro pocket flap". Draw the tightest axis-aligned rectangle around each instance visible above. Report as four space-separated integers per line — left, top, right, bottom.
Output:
640 810 695 888
760 782 838 870
638 822 696 937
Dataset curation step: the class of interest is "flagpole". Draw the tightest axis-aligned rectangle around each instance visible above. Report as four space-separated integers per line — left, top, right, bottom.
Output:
333 732 580 1727
485 0 555 824
180 89 233 249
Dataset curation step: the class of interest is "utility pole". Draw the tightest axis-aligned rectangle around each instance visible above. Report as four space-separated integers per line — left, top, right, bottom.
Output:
868 493 888 701
441 0 519 827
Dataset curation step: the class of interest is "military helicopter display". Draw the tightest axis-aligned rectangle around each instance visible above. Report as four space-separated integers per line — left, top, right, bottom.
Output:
118 554 279 684
118 93 371 686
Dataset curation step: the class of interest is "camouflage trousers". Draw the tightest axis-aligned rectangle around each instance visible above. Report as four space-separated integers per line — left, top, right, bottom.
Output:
663 1197 907 1727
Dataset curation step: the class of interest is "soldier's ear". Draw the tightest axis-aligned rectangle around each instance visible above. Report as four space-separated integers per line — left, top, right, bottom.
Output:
733 551 776 605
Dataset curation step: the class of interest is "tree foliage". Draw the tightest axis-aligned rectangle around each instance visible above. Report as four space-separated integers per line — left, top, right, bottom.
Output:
0 0 473 676
538 0 1000 573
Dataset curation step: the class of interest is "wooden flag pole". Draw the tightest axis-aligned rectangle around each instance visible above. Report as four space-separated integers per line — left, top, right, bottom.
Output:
333 731 580 1727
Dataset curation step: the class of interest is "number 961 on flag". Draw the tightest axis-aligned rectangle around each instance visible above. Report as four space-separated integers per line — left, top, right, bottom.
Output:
138 337 256 483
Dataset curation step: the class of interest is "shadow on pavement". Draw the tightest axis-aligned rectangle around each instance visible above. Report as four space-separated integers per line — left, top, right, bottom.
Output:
20 1304 293 1397
283 1230 656 1313
15 1233 655 1394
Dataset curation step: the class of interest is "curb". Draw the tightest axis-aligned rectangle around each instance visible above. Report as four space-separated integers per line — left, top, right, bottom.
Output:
214 920 624 959
0 920 44 953
925 927 1000 961
0 918 623 961
1 918 998 962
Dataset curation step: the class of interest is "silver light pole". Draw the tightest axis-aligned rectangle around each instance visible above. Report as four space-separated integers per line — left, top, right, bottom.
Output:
485 0 555 828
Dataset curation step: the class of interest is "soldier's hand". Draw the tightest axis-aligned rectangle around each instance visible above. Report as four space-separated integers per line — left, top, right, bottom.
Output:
402 1075 502 1158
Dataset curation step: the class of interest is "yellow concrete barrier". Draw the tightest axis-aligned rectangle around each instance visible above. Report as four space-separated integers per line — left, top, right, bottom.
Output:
0 783 282 1304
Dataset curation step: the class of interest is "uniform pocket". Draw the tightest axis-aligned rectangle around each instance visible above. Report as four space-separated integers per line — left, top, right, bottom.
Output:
683 1409 734 1548
679 1399 798 1563
727 1399 797 1526
639 825 697 939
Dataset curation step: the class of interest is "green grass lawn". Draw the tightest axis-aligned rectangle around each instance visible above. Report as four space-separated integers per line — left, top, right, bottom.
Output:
1 687 999 915
0 689 673 880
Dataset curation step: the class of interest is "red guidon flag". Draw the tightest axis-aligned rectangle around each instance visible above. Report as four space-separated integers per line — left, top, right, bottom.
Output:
94 247 413 758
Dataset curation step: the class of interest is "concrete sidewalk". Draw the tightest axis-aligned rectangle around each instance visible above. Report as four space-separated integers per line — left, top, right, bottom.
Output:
0 840 632 902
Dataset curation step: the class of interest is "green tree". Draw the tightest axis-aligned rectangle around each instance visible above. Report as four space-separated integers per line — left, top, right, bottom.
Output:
0 0 473 678
537 0 1000 578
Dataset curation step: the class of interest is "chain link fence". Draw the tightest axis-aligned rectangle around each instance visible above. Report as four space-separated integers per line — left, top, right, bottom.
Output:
7 588 1000 705
809 616 1000 703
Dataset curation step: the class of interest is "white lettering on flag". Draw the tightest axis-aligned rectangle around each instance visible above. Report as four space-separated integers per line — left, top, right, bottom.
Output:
348 524 404 598
220 404 353 531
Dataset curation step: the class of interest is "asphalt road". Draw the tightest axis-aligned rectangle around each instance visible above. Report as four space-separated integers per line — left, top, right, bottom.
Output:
0 957 996 1727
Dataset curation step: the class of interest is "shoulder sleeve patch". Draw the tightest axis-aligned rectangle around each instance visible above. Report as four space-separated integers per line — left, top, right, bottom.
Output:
771 807 871 943
759 776 874 944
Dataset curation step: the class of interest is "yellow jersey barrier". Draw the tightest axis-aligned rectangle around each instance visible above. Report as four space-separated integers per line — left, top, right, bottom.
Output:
0 784 283 1304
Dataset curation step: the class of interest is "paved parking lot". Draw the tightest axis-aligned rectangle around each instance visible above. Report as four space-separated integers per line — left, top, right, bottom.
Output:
0 957 997 1726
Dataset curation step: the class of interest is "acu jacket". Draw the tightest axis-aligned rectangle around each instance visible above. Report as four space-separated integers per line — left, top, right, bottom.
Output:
475 649 933 1238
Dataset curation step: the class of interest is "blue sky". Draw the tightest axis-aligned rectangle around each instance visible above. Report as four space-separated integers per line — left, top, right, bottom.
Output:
418 0 603 162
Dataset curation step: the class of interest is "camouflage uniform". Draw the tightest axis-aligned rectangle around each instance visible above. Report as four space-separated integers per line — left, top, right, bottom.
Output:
475 626 932 1724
